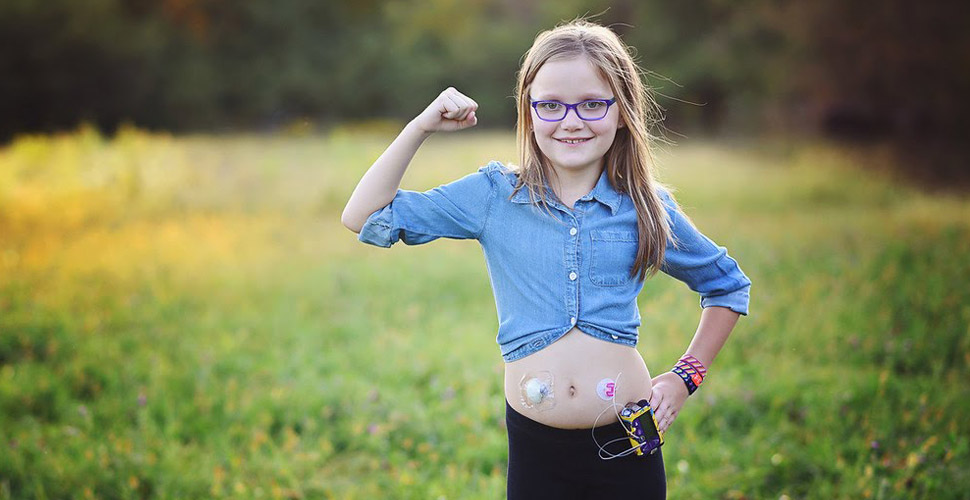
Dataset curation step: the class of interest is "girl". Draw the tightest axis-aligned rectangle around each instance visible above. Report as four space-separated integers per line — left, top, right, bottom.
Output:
341 19 751 500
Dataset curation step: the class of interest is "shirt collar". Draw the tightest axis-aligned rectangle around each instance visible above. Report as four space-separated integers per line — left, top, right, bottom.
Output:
511 167 622 215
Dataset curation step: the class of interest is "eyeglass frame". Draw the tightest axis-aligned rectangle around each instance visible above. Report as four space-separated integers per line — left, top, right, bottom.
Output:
529 97 617 122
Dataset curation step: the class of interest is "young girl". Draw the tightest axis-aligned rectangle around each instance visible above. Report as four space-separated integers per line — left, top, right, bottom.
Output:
342 19 750 499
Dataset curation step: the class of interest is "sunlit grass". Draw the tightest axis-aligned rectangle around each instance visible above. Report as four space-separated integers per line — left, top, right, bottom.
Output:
1 126 968 499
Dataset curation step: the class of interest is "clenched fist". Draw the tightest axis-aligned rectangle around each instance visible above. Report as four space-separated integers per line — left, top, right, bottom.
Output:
412 87 479 133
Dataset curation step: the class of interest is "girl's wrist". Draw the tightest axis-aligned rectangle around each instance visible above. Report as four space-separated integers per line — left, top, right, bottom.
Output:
670 354 707 396
406 118 435 139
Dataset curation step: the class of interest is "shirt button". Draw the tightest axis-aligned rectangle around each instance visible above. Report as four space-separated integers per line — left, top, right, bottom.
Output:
570 317 577 325
569 227 577 236
611 334 619 340
569 271 577 281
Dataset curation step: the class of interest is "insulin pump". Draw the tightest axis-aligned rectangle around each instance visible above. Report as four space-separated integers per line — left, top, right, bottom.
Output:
619 399 664 456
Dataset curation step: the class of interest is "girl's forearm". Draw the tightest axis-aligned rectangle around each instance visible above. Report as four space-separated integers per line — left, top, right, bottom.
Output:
341 119 432 233
342 87 478 233
683 306 740 369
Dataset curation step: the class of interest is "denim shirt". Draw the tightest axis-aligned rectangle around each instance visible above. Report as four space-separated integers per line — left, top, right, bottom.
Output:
358 161 751 362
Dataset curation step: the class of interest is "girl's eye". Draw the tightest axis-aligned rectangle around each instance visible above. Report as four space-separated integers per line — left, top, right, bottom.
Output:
582 101 605 110
539 102 563 111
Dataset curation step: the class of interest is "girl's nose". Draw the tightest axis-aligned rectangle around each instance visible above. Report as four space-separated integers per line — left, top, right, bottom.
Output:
560 109 585 130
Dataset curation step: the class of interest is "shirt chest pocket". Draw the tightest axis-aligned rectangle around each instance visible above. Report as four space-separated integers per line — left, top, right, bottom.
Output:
589 230 638 286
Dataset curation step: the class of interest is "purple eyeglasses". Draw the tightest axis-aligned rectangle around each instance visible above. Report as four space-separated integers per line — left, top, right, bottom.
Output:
530 97 617 122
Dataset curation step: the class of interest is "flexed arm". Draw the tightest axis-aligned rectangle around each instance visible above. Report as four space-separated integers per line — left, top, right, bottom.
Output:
341 88 478 233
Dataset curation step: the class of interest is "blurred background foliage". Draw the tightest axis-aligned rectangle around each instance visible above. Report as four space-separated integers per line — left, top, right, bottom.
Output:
2 126 968 499
2 0 968 183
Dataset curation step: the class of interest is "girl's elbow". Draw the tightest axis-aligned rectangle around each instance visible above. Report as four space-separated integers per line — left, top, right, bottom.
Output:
340 210 363 234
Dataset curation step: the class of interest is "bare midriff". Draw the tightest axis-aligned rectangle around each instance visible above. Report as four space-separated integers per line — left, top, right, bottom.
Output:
504 326 654 429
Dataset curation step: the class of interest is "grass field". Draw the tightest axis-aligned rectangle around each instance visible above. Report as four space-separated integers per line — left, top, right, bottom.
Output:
1 125 969 499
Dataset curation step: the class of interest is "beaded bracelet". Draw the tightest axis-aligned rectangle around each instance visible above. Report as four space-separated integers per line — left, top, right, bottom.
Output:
671 354 707 395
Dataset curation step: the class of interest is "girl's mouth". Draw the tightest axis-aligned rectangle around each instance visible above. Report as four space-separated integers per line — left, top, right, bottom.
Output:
556 138 592 144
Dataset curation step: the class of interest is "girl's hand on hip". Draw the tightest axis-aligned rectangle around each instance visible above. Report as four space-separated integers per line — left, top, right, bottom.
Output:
648 371 689 433
413 87 478 133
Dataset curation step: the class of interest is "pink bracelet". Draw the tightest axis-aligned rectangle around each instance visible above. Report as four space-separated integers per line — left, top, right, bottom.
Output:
671 354 707 395
680 354 707 384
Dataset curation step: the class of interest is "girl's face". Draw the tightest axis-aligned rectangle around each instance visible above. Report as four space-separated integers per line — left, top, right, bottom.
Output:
528 55 622 179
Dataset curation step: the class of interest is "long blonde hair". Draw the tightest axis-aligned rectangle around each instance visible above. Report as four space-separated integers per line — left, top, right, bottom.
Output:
512 18 678 282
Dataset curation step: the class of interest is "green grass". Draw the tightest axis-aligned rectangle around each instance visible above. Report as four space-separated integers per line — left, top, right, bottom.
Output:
1 125 968 499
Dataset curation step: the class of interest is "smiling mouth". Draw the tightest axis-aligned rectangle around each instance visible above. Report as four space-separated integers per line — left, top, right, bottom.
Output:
557 138 592 144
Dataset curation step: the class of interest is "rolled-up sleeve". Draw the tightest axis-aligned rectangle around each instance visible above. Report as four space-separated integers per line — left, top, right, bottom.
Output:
358 165 498 248
656 187 752 316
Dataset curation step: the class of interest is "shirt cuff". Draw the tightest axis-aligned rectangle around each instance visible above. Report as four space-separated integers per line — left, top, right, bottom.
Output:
699 284 750 316
357 205 395 248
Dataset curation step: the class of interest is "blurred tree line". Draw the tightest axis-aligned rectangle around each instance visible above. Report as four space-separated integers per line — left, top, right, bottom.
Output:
1 0 967 177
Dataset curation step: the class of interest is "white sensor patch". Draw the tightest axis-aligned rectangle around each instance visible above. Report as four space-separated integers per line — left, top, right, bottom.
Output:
524 378 546 404
596 378 616 401
519 371 556 411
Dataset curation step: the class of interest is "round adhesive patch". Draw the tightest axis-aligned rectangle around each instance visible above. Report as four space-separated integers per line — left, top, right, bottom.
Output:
519 371 556 411
525 378 545 404
596 378 616 401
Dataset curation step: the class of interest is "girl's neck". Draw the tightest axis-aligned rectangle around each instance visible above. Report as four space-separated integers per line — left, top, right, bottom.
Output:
546 164 603 209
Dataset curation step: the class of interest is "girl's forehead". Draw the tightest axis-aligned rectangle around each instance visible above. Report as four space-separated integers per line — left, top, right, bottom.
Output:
530 56 612 100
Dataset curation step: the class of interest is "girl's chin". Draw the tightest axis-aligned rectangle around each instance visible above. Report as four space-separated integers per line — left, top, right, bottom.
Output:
545 159 603 172
546 151 603 165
